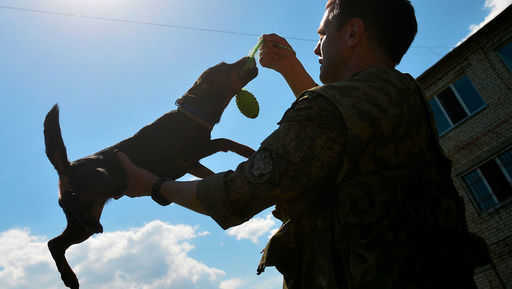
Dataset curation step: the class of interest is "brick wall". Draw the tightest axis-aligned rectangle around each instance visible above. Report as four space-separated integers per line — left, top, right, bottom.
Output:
417 7 512 288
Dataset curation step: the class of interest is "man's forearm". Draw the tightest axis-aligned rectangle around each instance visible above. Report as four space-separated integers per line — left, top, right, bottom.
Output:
160 180 209 215
280 57 318 98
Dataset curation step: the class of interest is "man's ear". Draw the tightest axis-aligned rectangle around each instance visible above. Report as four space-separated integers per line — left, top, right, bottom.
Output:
345 18 365 47
44 104 71 175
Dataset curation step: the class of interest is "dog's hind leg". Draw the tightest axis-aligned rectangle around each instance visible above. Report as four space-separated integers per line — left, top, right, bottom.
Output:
48 224 93 289
209 138 255 158
188 162 215 178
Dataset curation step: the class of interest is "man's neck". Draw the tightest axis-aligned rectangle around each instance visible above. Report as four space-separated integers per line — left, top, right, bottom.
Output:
339 55 395 81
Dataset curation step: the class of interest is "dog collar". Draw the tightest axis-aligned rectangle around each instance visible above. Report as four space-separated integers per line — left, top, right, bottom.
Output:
178 104 213 130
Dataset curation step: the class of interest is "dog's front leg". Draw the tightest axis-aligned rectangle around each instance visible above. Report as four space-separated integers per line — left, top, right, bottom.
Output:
209 138 255 158
188 162 215 178
189 139 254 179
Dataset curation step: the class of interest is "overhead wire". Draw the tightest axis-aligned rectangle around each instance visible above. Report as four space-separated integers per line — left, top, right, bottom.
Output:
0 4 316 42
0 4 452 50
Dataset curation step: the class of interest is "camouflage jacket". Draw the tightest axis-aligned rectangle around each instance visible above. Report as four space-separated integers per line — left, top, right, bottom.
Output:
197 68 486 289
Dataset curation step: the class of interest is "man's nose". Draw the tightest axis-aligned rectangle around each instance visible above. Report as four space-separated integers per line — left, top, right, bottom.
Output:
314 39 321 56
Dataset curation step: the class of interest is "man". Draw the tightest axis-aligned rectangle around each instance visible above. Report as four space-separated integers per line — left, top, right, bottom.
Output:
118 0 488 288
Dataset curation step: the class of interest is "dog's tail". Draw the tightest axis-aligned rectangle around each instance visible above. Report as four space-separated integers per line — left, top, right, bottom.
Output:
44 104 71 175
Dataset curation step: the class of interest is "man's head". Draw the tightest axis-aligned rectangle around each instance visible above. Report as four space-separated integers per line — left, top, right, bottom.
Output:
315 0 417 83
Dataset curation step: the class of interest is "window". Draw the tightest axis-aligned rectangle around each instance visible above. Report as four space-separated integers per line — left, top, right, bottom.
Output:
463 148 512 213
497 40 512 71
429 75 486 135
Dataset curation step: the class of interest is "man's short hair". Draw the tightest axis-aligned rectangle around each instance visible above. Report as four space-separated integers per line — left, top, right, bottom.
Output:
329 0 417 65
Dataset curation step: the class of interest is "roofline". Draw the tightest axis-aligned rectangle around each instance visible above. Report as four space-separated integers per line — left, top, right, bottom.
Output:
416 4 512 83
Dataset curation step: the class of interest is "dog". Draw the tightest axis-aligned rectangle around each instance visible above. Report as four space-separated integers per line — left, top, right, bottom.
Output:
44 57 258 289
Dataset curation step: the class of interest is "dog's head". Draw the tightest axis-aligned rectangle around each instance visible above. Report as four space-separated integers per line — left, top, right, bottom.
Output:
176 56 258 125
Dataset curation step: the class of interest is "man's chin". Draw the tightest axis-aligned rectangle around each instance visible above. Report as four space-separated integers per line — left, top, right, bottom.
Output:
319 69 327 84
319 71 332 84
319 66 336 84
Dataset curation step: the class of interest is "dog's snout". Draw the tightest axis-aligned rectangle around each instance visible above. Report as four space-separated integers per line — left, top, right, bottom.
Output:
238 57 258 83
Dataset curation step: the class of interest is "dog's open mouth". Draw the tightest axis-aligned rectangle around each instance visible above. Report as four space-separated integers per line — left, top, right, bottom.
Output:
240 57 258 84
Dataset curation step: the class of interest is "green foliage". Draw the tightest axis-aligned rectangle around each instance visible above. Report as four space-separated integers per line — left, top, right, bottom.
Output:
236 89 259 119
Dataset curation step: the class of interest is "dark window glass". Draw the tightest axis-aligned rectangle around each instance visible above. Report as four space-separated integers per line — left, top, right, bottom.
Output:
498 149 512 181
497 41 512 71
463 170 498 211
428 98 452 134
480 160 512 202
437 87 468 124
453 76 485 114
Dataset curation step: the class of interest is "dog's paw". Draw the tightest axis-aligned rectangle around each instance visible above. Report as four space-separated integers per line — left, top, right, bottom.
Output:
62 271 79 289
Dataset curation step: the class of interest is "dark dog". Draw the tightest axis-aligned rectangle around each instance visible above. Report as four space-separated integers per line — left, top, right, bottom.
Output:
44 57 258 289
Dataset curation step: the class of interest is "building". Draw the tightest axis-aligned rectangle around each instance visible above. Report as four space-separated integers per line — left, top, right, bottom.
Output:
416 5 512 289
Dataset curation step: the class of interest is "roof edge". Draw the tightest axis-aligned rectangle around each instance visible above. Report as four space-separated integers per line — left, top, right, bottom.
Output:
416 4 512 83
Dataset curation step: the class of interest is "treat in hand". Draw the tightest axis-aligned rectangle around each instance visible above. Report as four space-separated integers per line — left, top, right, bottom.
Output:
236 38 263 118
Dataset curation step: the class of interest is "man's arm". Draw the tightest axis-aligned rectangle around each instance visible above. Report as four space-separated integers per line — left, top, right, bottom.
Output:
118 93 347 228
116 152 210 215
198 93 347 228
259 34 318 98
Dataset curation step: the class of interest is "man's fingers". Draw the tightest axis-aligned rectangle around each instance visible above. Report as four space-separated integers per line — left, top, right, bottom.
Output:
261 34 293 51
117 151 136 171
116 151 142 197
259 54 278 68
260 44 294 60
262 33 286 44
259 52 287 69
116 151 128 165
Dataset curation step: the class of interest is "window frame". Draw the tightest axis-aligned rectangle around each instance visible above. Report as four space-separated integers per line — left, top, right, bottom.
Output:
496 157 512 183
463 168 499 212
496 39 512 72
462 147 512 215
430 78 487 136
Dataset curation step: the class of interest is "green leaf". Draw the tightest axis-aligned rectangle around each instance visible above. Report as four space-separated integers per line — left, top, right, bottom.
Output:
236 89 259 119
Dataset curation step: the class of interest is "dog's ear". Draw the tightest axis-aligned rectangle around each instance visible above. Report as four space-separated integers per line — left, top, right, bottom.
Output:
44 104 71 175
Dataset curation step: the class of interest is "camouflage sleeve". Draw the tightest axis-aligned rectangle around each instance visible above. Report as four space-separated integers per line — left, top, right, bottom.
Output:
196 92 347 229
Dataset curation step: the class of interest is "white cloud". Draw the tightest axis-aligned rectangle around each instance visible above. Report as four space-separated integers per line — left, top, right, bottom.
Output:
0 220 285 289
219 278 244 289
218 272 283 289
226 214 277 244
0 228 54 289
0 221 227 289
219 272 283 289
457 0 512 46
250 274 283 289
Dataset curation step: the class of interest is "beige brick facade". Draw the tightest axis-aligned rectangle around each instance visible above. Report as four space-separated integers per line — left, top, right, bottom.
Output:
417 5 512 289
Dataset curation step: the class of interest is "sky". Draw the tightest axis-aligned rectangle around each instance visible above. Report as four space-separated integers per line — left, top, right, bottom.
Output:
0 0 511 288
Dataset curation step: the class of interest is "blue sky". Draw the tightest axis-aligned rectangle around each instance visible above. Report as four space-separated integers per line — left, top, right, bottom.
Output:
0 0 510 288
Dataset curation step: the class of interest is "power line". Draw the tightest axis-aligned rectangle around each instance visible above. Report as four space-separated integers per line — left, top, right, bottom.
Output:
0 4 317 42
0 4 453 49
